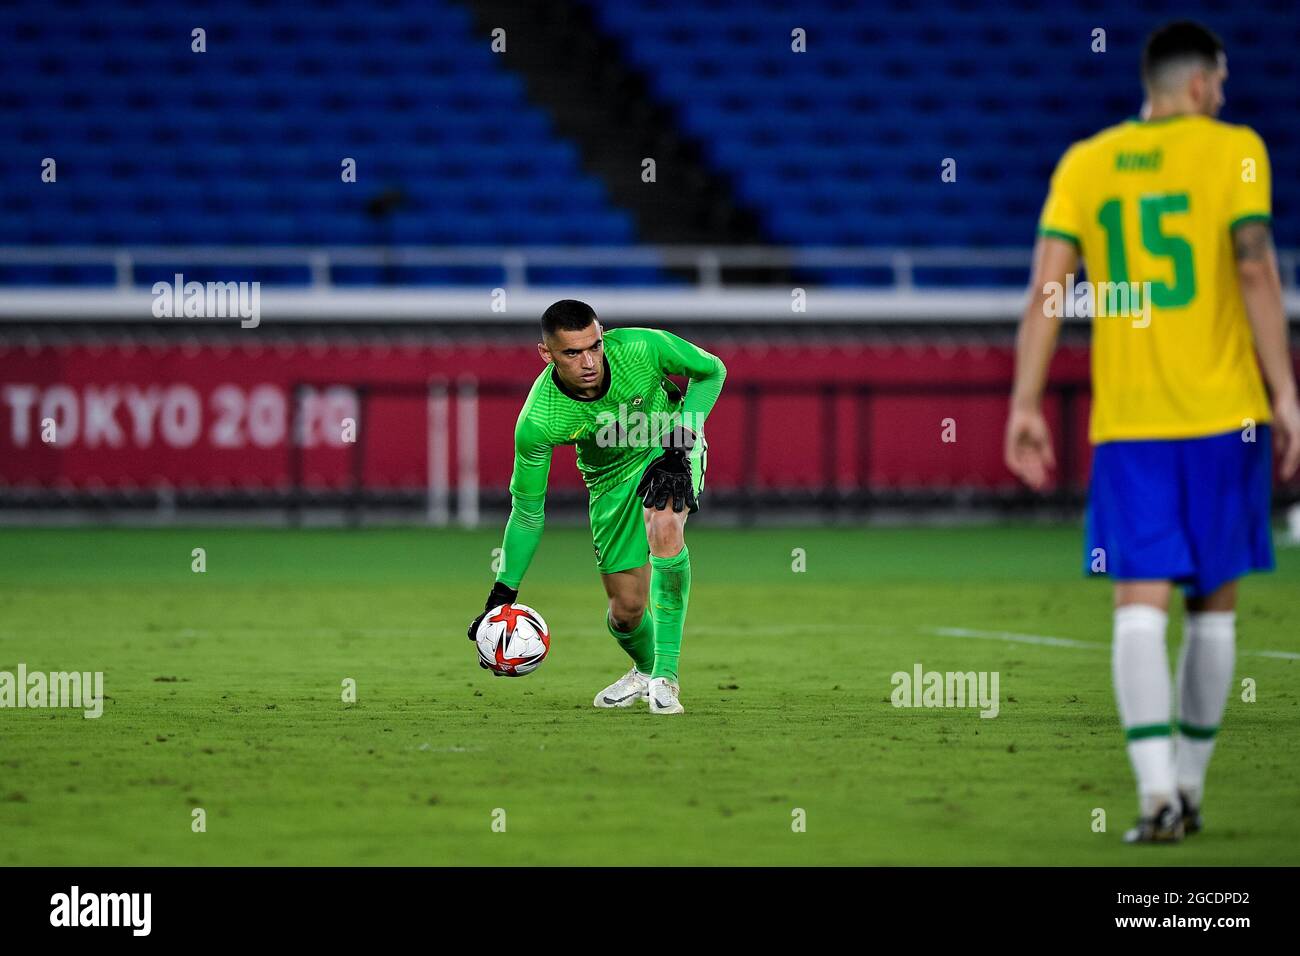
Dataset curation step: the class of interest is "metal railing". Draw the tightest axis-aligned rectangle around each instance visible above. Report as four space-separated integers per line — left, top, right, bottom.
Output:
2 244 1295 291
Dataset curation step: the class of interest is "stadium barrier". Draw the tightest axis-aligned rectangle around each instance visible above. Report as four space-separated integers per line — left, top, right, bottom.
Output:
1 245 1296 323
3 242 1297 522
5 336 1296 522
275 375 1093 526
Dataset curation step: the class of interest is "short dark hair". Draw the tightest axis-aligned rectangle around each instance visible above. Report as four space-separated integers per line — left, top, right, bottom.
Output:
541 299 597 338
1142 20 1223 90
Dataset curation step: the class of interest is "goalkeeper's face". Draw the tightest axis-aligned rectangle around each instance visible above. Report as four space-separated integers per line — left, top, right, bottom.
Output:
540 321 605 395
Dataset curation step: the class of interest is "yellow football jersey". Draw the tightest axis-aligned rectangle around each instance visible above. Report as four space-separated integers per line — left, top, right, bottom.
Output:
1038 114 1272 442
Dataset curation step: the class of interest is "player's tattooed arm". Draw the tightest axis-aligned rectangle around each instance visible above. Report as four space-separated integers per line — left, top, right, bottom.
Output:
1232 220 1275 263
1233 217 1300 479
1005 234 1077 491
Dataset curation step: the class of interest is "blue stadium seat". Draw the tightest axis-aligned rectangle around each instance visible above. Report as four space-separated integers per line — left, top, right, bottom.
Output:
0 0 661 284
596 0 1299 249
0 0 1295 288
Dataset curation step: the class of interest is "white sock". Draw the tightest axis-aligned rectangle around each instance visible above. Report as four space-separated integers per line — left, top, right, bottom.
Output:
1175 611 1236 807
1113 604 1174 816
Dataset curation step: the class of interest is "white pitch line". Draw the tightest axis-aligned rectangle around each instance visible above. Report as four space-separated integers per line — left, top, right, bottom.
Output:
929 626 1102 649
925 626 1300 660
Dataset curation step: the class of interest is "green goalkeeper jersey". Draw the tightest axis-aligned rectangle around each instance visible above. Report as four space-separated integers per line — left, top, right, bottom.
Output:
496 326 727 588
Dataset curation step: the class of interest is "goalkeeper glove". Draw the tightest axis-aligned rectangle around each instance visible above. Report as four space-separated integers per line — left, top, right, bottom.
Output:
636 426 698 513
468 580 519 642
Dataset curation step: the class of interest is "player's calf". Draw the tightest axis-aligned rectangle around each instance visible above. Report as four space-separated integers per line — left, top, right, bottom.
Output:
644 504 687 557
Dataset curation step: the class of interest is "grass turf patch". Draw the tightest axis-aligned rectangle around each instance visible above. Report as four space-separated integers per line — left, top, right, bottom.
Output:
0 525 1296 865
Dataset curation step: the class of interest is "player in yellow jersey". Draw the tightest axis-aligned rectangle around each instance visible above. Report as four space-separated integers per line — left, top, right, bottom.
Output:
1005 21 1300 843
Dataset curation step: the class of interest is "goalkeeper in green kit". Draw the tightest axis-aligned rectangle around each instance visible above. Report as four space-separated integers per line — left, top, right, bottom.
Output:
467 299 727 715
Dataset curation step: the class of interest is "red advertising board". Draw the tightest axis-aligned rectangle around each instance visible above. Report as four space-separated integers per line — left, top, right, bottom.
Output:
0 338 1094 492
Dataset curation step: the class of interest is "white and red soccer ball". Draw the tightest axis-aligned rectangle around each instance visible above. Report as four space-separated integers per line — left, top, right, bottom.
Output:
474 603 550 677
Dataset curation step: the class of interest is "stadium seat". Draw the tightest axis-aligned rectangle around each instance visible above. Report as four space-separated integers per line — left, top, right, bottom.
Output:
0 0 1295 287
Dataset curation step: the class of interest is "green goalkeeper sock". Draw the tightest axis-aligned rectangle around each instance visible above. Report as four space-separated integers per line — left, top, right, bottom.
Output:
607 606 655 674
650 545 691 682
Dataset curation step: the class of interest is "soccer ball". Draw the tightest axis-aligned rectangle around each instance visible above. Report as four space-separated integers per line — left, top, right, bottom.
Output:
474 603 550 677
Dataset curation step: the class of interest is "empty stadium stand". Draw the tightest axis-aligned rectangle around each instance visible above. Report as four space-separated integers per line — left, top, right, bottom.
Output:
0 0 652 285
590 0 1299 285
0 0 1295 291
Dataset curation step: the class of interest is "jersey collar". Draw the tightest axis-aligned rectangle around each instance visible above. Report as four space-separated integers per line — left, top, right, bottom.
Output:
551 354 611 403
1127 112 1195 125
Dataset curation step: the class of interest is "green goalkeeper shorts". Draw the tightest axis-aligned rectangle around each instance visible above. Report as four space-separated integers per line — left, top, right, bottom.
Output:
589 439 707 574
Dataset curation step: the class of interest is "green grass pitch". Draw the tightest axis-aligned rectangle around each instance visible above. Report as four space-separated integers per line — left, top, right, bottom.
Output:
1 524 1296 866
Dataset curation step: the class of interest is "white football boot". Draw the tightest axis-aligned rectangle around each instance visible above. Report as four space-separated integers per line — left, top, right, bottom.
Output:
648 677 684 715
593 667 650 708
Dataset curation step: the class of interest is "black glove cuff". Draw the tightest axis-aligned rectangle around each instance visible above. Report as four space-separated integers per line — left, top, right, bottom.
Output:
657 447 691 475
664 425 696 452
485 580 519 611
